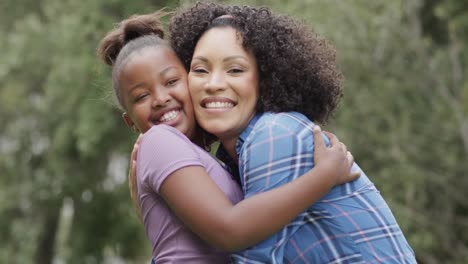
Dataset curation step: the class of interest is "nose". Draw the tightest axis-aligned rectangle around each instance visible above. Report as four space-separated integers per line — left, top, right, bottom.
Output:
205 71 227 93
151 88 171 108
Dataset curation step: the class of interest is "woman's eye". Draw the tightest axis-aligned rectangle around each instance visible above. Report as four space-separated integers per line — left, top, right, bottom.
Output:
228 68 243 74
191 67 208 74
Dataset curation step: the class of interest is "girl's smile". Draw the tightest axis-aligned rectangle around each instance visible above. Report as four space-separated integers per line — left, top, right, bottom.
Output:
119 46 197 139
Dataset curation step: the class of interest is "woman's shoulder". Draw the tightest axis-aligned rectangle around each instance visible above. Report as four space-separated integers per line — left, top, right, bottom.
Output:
240 112 317 149
256 112 316 132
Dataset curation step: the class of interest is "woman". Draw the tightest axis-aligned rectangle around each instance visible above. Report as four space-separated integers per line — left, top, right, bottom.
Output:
170 2 416 263
97 11 358 263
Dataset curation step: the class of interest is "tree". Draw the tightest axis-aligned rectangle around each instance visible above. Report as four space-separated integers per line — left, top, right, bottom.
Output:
0 0 179 263
1 0 466 263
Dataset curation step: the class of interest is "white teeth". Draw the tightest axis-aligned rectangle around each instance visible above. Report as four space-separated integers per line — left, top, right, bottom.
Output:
205 102 234 108
159 110 179 122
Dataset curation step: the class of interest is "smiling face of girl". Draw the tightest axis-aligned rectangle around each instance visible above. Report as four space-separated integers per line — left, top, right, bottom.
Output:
188 26 259 147
119 46 197 139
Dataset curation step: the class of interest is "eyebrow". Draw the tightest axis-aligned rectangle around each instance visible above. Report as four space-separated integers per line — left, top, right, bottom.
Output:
160 65 177 75
127 66 177 92
128 82 145 93
192 55 249 63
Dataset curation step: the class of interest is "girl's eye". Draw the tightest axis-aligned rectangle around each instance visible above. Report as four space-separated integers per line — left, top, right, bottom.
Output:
166 79 179 86
134 93 148 102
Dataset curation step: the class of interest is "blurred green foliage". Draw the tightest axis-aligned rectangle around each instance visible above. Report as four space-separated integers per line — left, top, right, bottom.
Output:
0 0 466 263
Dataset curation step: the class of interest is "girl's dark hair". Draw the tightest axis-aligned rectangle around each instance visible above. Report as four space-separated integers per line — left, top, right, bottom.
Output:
170 2 343 124
97 11 169 110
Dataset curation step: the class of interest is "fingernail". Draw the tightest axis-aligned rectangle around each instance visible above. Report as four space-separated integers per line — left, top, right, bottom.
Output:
314 125 321 131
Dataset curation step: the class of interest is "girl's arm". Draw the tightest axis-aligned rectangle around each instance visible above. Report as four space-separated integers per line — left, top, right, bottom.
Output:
150 126 359 251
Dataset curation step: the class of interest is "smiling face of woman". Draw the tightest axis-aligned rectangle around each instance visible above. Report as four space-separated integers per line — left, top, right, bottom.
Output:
119 46 197 139
188 26 259 146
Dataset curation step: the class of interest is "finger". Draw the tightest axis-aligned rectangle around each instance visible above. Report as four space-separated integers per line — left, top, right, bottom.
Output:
130 155 138 174
341 142 347 154
313 125 326 152
132 134 143 160
323 131 338 147
136 133 143 144
349 170 361 181
131 143 139 161
128 159 137 182
347 151 354 167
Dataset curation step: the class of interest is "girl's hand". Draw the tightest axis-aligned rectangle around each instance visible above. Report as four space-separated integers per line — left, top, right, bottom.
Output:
129 134 143 218
129 134 143 185
313 126 361 186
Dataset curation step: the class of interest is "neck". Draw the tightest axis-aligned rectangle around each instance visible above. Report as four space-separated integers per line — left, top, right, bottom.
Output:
190 126 206 149
220 137 239 163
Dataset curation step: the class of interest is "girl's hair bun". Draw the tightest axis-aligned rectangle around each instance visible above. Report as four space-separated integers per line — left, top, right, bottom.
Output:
97 11 168 66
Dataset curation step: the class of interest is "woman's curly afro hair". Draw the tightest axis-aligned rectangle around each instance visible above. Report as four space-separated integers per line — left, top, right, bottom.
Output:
170 2 343 124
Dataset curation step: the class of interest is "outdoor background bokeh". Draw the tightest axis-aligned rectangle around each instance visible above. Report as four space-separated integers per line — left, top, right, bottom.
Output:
0 0 467 263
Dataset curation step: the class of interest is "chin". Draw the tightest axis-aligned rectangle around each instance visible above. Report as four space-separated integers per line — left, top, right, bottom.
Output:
203 126 228 139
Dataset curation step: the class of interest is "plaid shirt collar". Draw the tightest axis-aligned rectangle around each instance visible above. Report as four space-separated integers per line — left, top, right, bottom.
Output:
215 113 262 179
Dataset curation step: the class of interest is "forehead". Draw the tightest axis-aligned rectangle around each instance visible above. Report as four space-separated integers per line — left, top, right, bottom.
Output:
194 27 247 55
128 46 179 66
119 47 183 81
123 47 181 72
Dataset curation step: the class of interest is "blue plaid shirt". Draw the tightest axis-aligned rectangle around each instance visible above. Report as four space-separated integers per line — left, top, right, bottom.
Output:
217 112 416 264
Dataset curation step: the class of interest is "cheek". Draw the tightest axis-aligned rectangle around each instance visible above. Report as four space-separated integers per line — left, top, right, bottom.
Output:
178 89 195 116
133 107 148 123
184 100 195 116
246 76 259 103
188 77 202 93
119 89 132 111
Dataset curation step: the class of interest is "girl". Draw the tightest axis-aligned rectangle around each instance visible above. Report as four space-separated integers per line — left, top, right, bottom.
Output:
170 2 417 263
97 11 358 263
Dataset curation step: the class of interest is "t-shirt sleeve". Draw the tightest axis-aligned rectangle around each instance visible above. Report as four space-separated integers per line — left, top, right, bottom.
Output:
136 125 204 193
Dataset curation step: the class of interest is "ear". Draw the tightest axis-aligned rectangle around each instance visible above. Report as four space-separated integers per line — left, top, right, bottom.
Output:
122 112 139 133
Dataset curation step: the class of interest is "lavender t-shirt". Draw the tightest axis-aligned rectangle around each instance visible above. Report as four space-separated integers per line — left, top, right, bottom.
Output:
136 125 243 263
